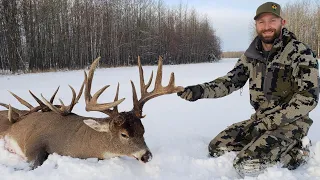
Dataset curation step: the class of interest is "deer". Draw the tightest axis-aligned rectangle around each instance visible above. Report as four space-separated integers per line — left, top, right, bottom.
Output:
0 57 183 169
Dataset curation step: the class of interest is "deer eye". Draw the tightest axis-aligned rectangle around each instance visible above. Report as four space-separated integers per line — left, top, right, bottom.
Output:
121 133 129 138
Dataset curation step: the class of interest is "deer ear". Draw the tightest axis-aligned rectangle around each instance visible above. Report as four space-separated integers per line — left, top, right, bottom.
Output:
83 119 110 132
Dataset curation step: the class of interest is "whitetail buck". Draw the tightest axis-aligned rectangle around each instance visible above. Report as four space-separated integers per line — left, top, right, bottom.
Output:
0 57 183 169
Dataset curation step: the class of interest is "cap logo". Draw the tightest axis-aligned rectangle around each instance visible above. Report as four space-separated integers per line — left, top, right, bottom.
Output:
271 4 277 11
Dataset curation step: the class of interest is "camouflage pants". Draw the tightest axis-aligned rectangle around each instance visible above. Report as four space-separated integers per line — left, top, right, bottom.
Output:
208 118 312 177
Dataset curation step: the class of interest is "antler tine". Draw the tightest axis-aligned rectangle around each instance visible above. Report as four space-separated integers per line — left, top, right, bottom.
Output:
65 85 77 112
154 56 163 90
113 83 120 113
138 56 153 97
75 78 85 104
84 57 125 117
0 103 9 109
131 80 139 115
39 83 83 116
132 56 184 118
64 78 85 113
41 94 66 115
29 90 47 108
50 86 60 103
9 91 34 110
91 85 110 104
8 104 19 123
0 102 20 113
29 90 53 112
8 105 13 123
65 82 84 113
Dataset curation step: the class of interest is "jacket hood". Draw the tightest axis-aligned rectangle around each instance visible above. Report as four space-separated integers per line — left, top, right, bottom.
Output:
244 28 297 61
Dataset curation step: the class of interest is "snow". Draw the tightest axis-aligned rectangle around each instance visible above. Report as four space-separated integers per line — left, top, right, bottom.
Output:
302 136 311 149
0 58 319 179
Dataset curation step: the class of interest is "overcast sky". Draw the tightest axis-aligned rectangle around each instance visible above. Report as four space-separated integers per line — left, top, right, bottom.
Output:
164 0 294 52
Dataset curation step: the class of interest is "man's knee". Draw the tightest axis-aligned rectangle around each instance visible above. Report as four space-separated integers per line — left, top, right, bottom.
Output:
208 141 227 157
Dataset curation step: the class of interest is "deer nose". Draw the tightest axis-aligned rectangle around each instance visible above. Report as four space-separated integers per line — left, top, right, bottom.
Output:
140 150 152 163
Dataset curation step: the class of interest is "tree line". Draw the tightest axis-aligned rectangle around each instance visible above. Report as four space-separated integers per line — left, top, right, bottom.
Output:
0 0 222 73
282 0 320 57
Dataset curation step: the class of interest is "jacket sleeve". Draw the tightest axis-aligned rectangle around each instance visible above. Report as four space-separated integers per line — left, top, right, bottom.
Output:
199 54 249 98
259 47 319 130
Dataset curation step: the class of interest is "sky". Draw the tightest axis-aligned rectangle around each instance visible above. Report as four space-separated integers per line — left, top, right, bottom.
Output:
163 0 295 51
0 59 319 179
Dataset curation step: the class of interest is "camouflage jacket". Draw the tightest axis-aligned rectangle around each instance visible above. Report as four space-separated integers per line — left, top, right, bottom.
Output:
200 28 319 130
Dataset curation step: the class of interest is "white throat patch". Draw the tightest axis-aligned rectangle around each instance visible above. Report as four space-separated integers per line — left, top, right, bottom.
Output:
4 135 27 161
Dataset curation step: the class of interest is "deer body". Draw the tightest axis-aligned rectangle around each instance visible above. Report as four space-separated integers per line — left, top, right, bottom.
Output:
1 111 150 167
0 57 183 169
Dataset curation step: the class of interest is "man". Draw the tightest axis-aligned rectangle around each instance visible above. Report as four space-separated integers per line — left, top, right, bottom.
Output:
177 2 319 177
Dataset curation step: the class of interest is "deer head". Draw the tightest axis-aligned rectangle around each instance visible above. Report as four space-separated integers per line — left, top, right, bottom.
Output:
79 56 183 162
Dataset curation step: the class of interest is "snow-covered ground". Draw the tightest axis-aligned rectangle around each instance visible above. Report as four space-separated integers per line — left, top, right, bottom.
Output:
0 58 319 179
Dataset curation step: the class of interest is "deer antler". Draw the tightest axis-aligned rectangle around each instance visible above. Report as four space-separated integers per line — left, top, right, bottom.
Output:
9 91 34 110
131 56 184 118
41 81 85 116
8 104 19 123
7 86 62 113
84 57 125 117
29 86 61 112
0 103 20 123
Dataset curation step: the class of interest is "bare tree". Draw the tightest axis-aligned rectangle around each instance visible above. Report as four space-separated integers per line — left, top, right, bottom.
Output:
0 0 222 73
1 0 22 72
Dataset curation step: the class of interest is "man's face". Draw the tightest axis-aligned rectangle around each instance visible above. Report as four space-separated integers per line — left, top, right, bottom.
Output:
255 13 285 44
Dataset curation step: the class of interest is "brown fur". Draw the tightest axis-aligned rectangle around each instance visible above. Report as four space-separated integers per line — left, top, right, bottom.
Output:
0 110 149 168
0 111 11 134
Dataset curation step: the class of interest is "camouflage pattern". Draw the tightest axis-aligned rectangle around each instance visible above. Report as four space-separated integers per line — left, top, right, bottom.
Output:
208 116 312 177
200 28 319 176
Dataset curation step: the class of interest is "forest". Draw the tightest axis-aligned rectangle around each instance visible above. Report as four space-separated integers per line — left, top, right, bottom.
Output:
0 0 221 73
1 0 319 73
282 0 320 57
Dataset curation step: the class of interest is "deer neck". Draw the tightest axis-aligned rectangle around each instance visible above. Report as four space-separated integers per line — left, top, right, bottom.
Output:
50 116 116 159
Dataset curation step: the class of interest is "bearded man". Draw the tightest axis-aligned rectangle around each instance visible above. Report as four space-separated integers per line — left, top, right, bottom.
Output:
177 2 319 177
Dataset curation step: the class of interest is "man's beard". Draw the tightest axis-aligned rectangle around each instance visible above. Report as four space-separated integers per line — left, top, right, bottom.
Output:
257 27 281 44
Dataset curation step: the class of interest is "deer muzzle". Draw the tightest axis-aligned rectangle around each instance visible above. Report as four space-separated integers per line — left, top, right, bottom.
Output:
132 149 152 163
140 150 152 163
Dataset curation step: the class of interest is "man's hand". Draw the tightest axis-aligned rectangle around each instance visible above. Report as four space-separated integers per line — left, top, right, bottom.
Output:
177 85 204 101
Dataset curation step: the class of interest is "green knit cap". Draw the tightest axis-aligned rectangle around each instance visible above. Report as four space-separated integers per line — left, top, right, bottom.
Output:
254 2 282 20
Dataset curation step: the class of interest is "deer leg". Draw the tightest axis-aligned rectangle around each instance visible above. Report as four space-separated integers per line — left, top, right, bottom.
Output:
32 148 49 169
26 145 49 169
